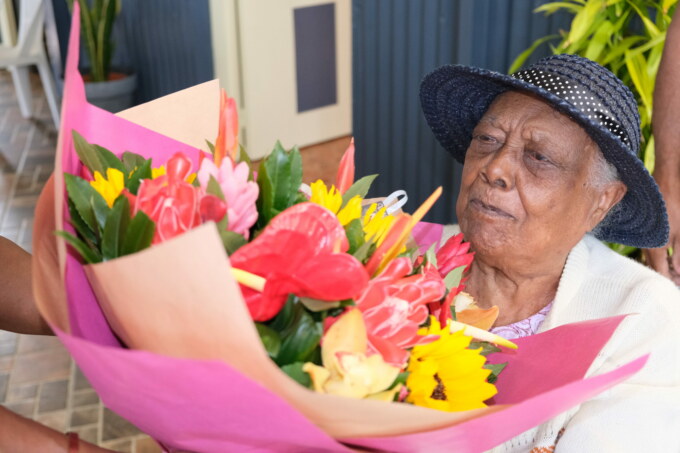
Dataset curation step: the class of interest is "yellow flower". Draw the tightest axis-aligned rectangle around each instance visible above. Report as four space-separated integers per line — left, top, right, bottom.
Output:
151 165 195 183
310 179 361 226
362 203 396 247
406 316 497 411
151 165 166 179
90 168 125 208
303 309 402 401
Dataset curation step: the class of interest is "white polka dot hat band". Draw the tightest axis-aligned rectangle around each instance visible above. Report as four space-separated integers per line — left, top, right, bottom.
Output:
512 69 630 146
420 54 669 248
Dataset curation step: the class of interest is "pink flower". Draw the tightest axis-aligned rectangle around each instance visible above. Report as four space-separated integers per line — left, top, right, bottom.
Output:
197 157 258 239
135 153 227 244
354 257 446 366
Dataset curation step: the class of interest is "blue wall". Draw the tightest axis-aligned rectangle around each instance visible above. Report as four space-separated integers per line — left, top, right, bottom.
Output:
51 0 214 104
352 0 570 223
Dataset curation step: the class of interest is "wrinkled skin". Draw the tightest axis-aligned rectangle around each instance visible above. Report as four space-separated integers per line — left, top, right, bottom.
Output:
457 91 627 325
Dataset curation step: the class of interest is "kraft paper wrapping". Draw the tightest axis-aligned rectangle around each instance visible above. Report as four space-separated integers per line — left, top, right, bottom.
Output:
29 5 649 452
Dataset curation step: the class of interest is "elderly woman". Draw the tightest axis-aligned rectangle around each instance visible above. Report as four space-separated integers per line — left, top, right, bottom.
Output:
421 54 680 451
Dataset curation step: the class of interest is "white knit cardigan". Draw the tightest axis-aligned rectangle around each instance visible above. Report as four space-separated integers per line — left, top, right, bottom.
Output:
488 235 680 452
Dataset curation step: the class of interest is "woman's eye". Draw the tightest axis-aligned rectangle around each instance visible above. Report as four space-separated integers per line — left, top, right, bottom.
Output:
475 134 496 144
528 150 549 163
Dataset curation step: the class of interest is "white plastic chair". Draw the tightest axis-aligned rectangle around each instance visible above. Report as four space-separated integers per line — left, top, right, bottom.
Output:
0 0 60 128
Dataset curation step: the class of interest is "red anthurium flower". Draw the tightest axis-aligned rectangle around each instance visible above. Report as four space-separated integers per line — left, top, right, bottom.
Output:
335 138 355 194
230 203 369 321
355 257 446 367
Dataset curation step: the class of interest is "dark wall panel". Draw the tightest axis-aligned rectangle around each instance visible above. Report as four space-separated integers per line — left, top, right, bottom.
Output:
352 0 570 223
51 0 214 104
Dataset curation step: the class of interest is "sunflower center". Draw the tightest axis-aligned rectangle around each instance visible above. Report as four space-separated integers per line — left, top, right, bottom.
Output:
430 373 447 401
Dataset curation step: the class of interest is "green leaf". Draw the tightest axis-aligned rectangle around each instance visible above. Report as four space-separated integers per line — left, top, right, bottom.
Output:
509 35 560 73
344 219 365 255
584 20 614 61
220 230 247 255
566 0 604 47
275 302 323 366
64 173 100 234
282 362 312 388
67 198 97 246
443 266 466 291
205 140 216 155
484 362 508 384
55 231 102 264
121 211 155 256
238 144 253 166
643 135 655 173
256 142 304 228
352 239 376 264
341 174 378 208
269 297 297 331
255 323 281 359
207 175 226 200
72 131 106 176
101 196 130 260
423 243 438 268
469 341 502 357
125 158 152 195
121 151 147 174
93 144 125 174
534 2 583 15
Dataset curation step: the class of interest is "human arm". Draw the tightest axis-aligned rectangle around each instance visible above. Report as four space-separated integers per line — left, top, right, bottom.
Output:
0 406 116 452
646 15 680 283
0 236 52 335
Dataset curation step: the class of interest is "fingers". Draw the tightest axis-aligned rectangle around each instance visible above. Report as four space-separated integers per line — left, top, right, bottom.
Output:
645 247 671 278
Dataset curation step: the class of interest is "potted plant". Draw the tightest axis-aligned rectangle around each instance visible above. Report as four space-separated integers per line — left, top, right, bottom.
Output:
66 0 137 112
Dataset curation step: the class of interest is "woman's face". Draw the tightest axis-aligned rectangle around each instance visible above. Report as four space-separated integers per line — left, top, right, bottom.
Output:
456 91 625 270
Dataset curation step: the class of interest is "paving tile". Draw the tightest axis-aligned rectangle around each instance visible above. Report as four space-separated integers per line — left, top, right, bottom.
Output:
73 424 99 444
72 388 100 408
135 436 163 453
102 408 141 441
38 379 69 412
16 334 65 354
0 355 13 373
3 398 36 417
70 405 100 427
101 438 133 452
0 332 17 356
0 373 8 402
10 348 71 383
6 382 38 402
73 366 93 391
36 409 68 431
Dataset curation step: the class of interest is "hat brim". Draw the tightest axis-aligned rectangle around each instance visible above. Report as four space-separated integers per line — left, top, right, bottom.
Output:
420 65 668 248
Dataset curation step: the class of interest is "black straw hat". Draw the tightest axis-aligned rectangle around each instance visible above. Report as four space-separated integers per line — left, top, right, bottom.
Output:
420 54 668 248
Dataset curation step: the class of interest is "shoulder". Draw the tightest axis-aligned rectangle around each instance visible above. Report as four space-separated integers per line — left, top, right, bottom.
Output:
572 235 680 314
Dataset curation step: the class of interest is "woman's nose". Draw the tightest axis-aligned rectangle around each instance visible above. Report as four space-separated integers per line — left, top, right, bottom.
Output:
480 147 515 190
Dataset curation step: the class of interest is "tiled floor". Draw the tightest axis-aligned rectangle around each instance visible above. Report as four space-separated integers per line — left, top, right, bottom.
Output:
0 68 348 451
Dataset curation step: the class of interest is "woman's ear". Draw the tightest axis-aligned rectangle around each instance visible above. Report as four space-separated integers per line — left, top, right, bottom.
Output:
588 180 627 230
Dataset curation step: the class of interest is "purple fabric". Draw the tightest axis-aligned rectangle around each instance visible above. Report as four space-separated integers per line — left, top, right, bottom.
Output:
491 302 553 340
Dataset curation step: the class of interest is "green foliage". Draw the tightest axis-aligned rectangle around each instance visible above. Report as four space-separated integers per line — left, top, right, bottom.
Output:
511 0 678 255
256 141 306 229
66 0 121 82
267 298 323 367
341 174 378 208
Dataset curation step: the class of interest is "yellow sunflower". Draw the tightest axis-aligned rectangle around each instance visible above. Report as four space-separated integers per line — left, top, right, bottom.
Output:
406 316 497 411
90 168 124 208
310 179 361 226
362 203 396 247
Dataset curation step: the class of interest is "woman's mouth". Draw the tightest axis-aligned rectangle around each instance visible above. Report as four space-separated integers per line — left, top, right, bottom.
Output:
469 199 516 219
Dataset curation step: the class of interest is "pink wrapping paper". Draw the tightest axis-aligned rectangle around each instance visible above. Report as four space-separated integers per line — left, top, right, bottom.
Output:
30 6 652 452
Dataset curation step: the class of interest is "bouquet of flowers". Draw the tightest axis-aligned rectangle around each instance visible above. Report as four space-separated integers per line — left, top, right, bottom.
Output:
30 6 648 452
